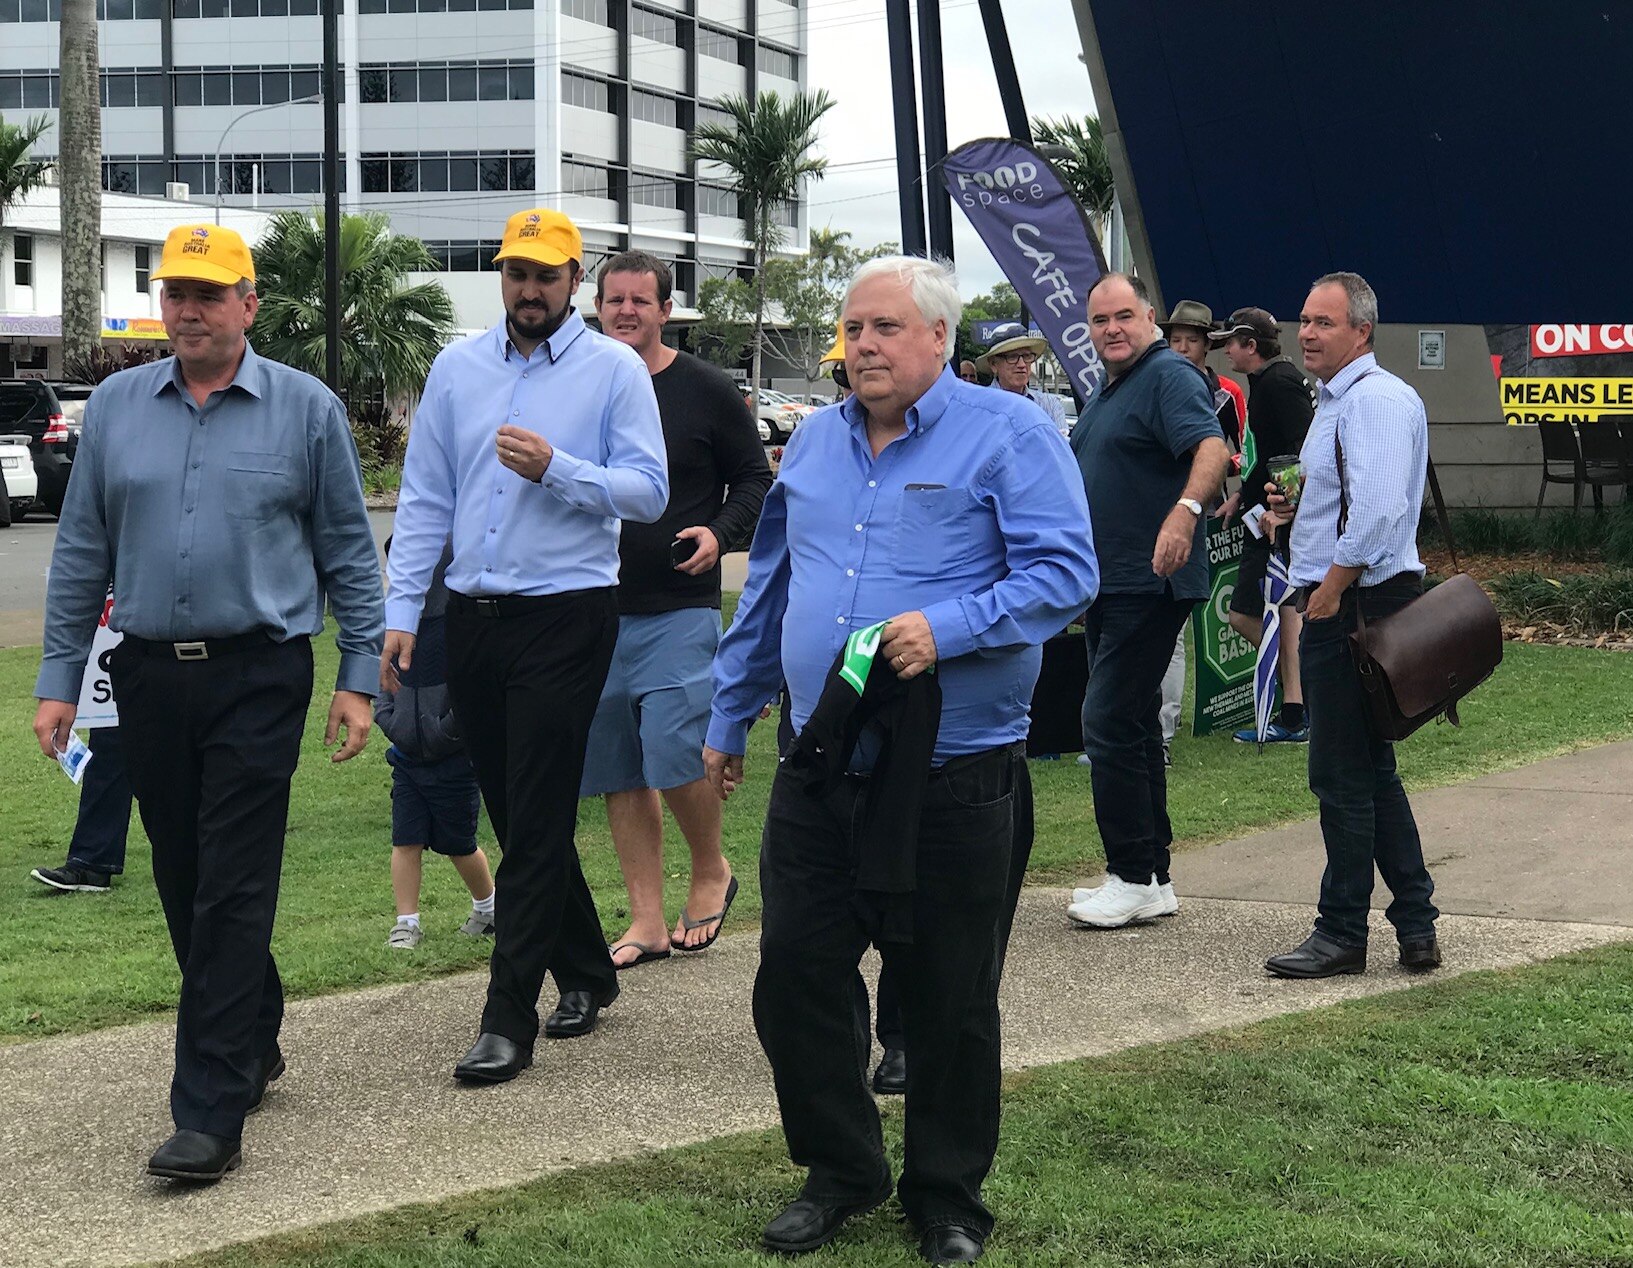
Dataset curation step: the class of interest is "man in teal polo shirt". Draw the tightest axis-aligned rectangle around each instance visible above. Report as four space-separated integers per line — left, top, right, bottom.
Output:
1067 274 1230 929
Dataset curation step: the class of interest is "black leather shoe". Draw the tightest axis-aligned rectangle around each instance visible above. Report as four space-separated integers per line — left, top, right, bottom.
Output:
761 1191 890 1254
1399 934 1442 972
247 1045 285 1114
871 1047 906 1096
147 1130 242 1182
454 1032 532 1083
543 982 620 1039
1265 931 1366 979
919 1225 986 1264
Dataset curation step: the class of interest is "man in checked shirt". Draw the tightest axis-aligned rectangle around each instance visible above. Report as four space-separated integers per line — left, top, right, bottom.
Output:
1259 272 1441 980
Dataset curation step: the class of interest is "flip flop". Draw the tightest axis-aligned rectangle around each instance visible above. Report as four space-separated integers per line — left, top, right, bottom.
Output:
609 939 671 971
671 875 740 953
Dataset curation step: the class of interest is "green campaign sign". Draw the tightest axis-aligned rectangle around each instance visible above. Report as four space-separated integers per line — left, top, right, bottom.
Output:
1191 515 1258 736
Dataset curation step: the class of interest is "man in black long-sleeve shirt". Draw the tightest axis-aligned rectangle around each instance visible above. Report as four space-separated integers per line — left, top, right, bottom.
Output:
1211 307 1317 743
583 252 773 968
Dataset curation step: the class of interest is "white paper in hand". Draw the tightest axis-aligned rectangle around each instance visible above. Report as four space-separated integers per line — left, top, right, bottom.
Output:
1243 505 1267 540
56 731 94 785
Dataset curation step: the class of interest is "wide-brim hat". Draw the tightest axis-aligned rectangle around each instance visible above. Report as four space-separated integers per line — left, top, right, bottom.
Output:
978 333 1049 373
1159 299 1214 338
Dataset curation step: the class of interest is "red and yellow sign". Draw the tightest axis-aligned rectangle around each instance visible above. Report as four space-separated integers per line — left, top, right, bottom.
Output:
101 317 169 342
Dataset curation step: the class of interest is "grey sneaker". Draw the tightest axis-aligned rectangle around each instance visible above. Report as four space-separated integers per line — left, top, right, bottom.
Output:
31 865 112 893
459 911 496 937
388 919 423 949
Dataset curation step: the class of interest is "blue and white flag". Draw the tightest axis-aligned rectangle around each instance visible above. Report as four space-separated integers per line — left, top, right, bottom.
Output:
943 137 1109 407
1253 550 1294 745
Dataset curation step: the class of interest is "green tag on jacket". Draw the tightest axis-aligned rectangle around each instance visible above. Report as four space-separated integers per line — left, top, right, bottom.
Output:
838 621 889 696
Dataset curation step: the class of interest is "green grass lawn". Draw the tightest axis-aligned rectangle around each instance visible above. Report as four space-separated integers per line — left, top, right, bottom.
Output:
173 943 1633 1267
2 625 1631 1041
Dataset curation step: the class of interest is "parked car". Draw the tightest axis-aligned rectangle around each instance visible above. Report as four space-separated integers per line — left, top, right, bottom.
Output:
760 388 817 416
0 430 40 524
0 380 72 516
743 388 804 443
48 382 95 463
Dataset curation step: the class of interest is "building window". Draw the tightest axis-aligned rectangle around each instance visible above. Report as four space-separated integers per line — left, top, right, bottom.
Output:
696 99 734 132
758 43 798 81
135 244 152 291
697 27 739 64
773 199 798 228
360 150 535 193
357 60 533 104
631 171 679 209
167 153 332 195
100 155 169 195
356 0 529 11
12 235 32 288
172 65 325 107
562 69 608 111
631 87 676 127
698 184 737 218
562 159 610 199
423 239 504 271
631 4 676 45
0 70 58 108
561 0 605 21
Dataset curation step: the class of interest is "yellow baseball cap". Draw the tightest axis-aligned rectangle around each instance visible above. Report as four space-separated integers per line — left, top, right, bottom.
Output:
149 223 256 287
819 320 844 366
492 208 583 268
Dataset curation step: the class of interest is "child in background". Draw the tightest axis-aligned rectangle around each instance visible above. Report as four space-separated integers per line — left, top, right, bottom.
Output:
375 540 495 948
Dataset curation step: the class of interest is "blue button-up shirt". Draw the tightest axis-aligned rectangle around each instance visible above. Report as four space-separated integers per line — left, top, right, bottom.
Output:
36 343 385 702
708 367 1099 765
1288 352 1427 589
385 311 668 632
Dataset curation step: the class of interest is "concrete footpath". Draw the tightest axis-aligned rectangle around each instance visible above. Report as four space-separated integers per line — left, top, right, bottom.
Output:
1 744 1630 1268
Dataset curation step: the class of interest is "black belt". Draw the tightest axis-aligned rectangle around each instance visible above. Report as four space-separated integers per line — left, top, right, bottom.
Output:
123 631 281 661
446 588 611 619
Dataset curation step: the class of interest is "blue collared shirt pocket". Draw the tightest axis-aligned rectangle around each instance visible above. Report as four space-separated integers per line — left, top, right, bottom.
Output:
226 450 299 522
894 485 976 578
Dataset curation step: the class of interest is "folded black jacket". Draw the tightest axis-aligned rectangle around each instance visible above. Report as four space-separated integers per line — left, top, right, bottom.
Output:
783 627 942 944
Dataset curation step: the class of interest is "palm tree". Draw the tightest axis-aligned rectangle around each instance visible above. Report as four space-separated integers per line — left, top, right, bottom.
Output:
1031 114 1115 241
249 210 457 413
58 0 102 371
691 88 834 410
0 113 55 232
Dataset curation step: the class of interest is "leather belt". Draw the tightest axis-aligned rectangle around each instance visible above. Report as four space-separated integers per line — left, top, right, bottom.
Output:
446 590 601 618
122 631 278 661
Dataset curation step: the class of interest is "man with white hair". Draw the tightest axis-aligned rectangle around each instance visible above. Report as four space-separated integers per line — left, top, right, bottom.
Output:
979 323 1067 429
706 256 1098 1264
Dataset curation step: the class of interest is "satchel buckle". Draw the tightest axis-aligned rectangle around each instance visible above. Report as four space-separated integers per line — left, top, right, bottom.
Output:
173 641 210 661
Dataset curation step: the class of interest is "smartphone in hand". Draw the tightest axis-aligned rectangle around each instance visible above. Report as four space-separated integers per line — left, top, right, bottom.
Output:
671 536 699 567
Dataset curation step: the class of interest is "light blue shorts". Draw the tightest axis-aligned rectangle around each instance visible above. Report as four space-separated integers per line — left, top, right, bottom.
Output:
580 608 722 797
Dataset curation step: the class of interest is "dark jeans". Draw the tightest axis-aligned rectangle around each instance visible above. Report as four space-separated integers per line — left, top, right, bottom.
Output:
1081 592 1197 886
67 725 133 875
754 743 1032 1239
1301 576 1439 947
111 636 312 1139
446 588 619 1046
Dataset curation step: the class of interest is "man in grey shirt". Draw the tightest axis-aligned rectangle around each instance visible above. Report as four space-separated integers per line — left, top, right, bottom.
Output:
32 223 383 1183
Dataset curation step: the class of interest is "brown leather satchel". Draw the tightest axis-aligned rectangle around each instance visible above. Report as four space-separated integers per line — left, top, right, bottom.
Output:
1336 436 1504 741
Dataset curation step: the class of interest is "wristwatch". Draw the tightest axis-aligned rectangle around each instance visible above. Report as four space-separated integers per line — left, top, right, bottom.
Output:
1176 498 1203 517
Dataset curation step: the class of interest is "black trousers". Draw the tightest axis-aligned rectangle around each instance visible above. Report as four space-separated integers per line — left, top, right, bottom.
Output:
1302 576 1439 946
445 588 619 1046
755 743 1033 1239
1081 592 1197 885
67 725 133 875
110 636 312 1139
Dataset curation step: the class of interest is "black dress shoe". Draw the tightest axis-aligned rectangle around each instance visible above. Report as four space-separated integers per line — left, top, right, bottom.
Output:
919 1225 985 1264
454 1032 532 1083
1265 931 1366 979
871 1047 906 1096
247 1045 285 1114
147 1130 242 1182
1399 934 1442 972
543 982 620 1039
761 1190 890 1254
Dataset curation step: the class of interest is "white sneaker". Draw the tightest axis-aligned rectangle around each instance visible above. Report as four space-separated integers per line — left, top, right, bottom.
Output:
1071 878 1178 915
1067 876 1167 928
387 919 423 949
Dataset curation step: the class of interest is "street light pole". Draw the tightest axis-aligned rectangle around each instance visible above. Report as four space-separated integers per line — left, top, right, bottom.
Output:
212 93 323 224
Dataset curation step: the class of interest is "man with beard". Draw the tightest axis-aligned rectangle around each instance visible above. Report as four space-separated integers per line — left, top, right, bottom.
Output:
384 209 668 1083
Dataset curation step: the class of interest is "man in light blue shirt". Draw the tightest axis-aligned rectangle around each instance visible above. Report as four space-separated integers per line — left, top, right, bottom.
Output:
32 223 382 1183
1262 271 1440 980
706 256 1097 1263
383 208 667 1085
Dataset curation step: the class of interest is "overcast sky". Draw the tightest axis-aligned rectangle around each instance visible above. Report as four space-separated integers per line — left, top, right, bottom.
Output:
796 0 1099 299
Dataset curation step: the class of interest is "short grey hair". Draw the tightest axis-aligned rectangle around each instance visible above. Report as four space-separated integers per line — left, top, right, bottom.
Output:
235 278 256 300
1313 271 1377 345
842 255 962 364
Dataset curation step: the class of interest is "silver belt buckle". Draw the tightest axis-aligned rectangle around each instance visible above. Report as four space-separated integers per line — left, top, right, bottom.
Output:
173 641 210 661
474 597 501 617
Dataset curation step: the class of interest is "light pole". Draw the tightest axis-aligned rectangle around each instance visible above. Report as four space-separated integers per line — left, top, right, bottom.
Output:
213 93 322 224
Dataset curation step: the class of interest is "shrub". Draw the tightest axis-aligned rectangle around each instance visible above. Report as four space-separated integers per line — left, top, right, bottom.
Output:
351 399 406 472
1490 570 1633 635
